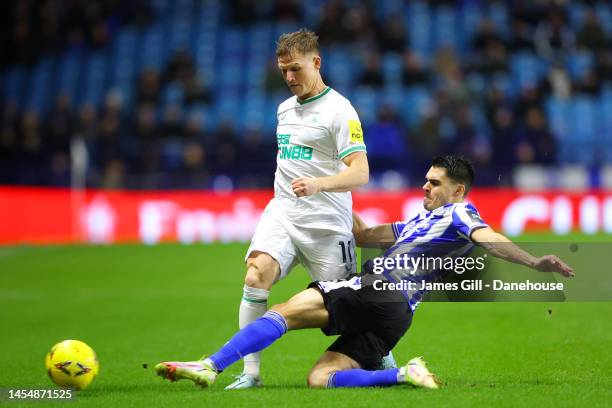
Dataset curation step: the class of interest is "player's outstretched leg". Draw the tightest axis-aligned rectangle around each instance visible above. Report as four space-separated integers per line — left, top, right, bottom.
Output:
157 288 327 389
156 310 287 388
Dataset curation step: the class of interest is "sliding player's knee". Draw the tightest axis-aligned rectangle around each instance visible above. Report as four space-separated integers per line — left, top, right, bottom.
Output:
307 368 331 388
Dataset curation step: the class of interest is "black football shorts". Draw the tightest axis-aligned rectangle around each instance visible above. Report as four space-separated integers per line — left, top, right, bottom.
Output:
309 274 413 370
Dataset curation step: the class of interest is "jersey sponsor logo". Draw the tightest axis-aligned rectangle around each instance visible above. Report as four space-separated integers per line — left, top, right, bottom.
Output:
277 134 290 145
348 120 363 143
278 145 313 160
276 133 313 160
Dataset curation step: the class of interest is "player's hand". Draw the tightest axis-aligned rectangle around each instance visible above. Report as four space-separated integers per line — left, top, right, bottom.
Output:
291 177 322 197
534 255 575 277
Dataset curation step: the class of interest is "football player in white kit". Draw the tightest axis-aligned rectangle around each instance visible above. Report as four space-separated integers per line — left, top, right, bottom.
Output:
227 29 370 389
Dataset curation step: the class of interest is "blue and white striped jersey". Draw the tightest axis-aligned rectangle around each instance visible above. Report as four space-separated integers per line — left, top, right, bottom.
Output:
381 202 489 312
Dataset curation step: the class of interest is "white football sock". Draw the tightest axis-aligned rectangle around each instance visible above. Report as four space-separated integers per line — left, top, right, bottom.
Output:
239 285 269 378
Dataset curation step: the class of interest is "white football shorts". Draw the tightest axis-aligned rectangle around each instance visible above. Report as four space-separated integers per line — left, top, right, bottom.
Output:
245 199 356 281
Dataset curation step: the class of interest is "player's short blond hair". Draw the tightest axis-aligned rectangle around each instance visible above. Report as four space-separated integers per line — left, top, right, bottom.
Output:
276 29 320 57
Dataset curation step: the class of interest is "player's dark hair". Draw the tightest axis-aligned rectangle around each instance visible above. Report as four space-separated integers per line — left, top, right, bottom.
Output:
276 28 319 57
431 155 475 196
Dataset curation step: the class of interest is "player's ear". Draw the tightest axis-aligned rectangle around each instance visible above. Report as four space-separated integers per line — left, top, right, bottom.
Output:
455 184 466 199
313 54 321 69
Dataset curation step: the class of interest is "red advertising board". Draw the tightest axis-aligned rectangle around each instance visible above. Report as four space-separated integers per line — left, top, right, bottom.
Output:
1 187 611 245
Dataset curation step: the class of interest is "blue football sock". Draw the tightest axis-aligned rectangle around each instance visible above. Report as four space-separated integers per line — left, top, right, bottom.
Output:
209 310 288 372
328 368 400 388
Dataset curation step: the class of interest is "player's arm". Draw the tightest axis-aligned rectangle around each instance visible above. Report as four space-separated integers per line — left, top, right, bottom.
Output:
352 211 396 248
291 151 369 196
471 227 575 277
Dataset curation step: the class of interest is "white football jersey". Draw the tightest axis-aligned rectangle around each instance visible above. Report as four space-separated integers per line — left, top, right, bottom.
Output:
274 87 367 232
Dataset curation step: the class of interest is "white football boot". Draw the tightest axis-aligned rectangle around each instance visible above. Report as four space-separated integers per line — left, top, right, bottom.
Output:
224 372 262 390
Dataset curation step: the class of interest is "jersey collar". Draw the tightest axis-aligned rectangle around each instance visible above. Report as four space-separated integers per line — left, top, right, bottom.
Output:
429 203 455 216
297 86 332 105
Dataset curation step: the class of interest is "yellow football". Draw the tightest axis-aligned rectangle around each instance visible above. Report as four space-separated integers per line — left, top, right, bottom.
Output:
45 340 99 390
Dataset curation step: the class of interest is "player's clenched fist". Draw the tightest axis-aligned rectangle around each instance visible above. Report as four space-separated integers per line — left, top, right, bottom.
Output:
291 177 322 197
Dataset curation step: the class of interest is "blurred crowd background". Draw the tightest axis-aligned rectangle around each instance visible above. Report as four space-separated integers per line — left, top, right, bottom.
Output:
2 0 612 191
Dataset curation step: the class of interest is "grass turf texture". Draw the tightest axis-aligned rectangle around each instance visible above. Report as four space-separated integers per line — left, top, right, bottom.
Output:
0 235 610 407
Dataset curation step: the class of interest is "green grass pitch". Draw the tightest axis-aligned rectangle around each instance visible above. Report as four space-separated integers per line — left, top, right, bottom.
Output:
0 235 611 407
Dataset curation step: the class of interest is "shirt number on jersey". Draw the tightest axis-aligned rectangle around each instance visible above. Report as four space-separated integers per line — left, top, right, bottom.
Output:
338 240 353 263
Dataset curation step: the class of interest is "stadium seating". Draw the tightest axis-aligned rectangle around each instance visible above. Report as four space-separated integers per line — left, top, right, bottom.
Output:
2 0 611 188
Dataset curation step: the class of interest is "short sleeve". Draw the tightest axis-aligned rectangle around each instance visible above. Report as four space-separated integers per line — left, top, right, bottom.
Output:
452 204 489 240
392 221 406 239
333 104 367 160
